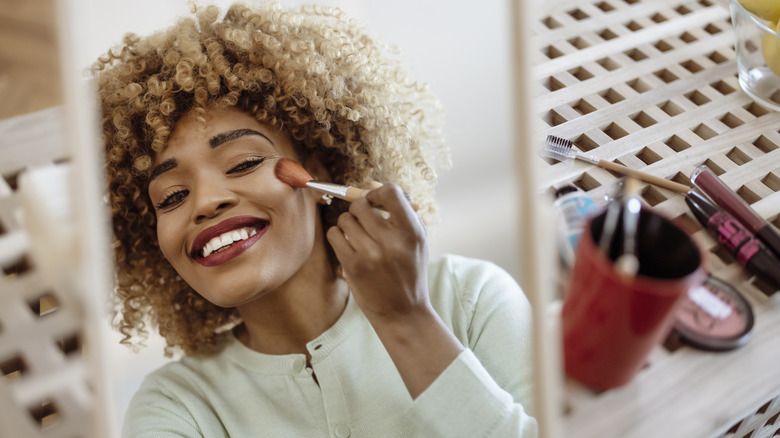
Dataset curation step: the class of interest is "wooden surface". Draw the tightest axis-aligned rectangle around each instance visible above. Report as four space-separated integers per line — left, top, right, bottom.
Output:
0 0 63 119
533 0 780 436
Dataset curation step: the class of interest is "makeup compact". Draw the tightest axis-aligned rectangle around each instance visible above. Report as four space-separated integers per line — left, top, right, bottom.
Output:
671 275 754 351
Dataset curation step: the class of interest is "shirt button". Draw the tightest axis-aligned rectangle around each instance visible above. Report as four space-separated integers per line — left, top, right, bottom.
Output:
334 424 351 438
292 357 305 373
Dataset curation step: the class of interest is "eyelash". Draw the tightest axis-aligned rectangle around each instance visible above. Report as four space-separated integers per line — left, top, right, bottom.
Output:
154 158 266 210
227 157 265 174
155 189 189 210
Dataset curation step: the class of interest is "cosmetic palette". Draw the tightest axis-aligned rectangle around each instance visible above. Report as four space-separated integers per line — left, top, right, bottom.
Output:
671 275 754 351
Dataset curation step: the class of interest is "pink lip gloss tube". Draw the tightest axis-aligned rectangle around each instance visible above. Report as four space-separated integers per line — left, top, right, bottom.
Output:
685 190 780 293
690 165 780 261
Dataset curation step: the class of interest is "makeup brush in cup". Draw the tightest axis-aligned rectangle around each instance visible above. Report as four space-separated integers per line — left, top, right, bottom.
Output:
598 177 641 278
598 182 624 257
614 177 641 278
542 135 691 194
274 158 366 202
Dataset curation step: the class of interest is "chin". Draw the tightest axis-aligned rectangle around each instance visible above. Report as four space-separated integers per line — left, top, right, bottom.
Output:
193 267 295 308
196 284 266 308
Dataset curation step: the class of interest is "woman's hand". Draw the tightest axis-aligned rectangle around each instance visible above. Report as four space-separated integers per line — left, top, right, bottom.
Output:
326 183 429 322
326 183 463 399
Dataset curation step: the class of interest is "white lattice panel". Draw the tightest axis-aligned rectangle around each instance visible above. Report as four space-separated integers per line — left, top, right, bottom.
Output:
0 0 115 436
0 112 93 437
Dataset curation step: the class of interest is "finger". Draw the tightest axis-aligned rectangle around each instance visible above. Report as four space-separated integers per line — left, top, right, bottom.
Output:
404 192 418 210
363 181 419 211
326 224 356 258
364 184 419 230
334 210 382 255
348 194 393 235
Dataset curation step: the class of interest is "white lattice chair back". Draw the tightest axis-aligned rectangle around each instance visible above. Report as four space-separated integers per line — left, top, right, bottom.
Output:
0 2 115 437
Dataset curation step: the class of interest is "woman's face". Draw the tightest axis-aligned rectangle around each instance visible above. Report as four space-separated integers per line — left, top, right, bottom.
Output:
147 107 330 307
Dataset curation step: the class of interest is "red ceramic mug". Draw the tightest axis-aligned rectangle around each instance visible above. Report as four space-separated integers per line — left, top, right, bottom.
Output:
561 207 706 391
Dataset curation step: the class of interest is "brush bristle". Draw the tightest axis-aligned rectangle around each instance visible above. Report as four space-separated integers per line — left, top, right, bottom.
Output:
541 135 576 162
274 158 312 188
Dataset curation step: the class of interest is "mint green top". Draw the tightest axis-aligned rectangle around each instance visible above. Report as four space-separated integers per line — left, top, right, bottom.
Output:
122 254 537 437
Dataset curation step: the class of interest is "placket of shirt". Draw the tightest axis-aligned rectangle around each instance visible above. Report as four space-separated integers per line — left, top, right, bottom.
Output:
288 352 329 433
307 339 353 438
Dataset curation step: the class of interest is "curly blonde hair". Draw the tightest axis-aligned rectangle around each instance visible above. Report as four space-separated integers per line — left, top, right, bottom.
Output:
92 2 448 356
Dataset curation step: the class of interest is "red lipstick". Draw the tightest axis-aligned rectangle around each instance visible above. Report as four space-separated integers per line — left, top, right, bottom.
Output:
191 216 268 267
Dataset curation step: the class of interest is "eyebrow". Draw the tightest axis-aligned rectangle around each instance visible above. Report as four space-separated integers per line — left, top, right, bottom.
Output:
149 158 177 182
148 129 273 182
209 129 272 148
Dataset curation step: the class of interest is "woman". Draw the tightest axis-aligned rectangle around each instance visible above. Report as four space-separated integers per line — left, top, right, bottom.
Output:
93 2 537 437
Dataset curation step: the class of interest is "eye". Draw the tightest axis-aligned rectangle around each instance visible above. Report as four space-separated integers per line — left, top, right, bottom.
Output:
155 189 189 210
227 158 265 175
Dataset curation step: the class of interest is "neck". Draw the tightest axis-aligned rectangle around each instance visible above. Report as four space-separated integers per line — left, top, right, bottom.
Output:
234 271 349 356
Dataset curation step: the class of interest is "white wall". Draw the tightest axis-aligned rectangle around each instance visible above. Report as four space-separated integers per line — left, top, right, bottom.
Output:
75 0 519 426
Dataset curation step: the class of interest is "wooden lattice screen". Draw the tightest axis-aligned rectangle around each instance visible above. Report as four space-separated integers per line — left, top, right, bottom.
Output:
0 109 94 437
0 72 115 438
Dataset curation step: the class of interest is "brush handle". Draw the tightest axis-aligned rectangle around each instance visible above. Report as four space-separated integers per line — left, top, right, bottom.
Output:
308 181 420 210
597 160 691 193
306 181 363 202
342 187 365 202
346 187 421 211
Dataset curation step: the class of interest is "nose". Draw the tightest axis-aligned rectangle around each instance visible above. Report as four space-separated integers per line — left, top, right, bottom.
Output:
191 179 239 223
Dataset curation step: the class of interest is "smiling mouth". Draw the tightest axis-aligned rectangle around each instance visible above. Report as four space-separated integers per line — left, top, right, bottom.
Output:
196 226 259 258
191 218 269 261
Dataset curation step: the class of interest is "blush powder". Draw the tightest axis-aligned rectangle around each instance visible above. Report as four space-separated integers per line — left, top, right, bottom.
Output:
671 275 754 351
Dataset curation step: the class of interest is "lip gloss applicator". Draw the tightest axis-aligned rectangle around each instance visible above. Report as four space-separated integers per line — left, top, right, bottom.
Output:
690 165 780 260
685 190 780 293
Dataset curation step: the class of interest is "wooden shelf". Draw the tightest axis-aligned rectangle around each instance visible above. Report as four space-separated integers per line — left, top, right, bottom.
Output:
557 297 780 437
533 0 780 436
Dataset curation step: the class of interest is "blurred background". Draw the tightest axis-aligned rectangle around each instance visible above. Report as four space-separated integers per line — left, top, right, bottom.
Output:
1 0 520 427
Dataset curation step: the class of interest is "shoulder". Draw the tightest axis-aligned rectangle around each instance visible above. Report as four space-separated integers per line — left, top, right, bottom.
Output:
428 253 514 284
122 352 233 437
129 354 217 409
425 255 535 409
427 254 530 340
428 253 523 307
122 359 206 437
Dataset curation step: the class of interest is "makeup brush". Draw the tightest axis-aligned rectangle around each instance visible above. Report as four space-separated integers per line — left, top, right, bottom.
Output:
614 177 641 278
598 182 623 257
274 158 365 202
543 135 691 194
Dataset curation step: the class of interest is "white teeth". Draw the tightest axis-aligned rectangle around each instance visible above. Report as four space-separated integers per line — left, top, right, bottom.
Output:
220 234 231 247
200 226 257 258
